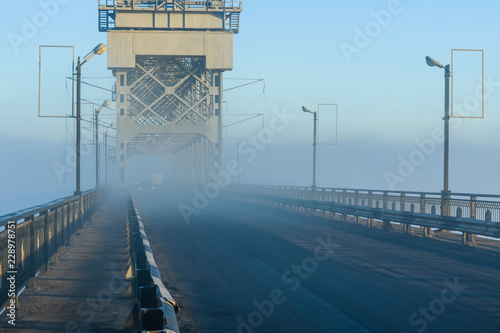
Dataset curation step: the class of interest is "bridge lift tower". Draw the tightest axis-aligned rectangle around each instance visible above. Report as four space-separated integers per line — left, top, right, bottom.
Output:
98 0 242 187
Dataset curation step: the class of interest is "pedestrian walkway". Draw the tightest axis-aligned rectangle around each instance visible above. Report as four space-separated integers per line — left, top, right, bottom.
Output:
0 195 134 332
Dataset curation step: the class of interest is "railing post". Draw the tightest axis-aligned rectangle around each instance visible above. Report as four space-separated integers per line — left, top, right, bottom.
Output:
341 190 347 221
70 202 76 241
54 206 60 262
383 192 392 231
401 193 412 234
329 190 336 220
442 191 451 217
421 194 434 238
63 204 68 250
367 191 373 228
43 210 50 273
27 215 37 289
354 191 360 224
320 189 326 218
462 196 477 246
438 192 452 233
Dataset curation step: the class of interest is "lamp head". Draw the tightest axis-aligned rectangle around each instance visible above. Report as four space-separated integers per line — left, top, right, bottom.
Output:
105 122 116 134
425 56 444 69
302 106 313 114
84 43 107 62
96 100 110 114
94 43 107 55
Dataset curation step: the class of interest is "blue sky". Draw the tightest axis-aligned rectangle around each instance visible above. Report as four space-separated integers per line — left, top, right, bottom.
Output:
1 0 500 213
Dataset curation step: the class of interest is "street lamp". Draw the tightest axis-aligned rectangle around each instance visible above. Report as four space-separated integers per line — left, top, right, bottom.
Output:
425 55 451 216
75 43 106 195
95 100 110 188
104 122 116 185
302 106 317 191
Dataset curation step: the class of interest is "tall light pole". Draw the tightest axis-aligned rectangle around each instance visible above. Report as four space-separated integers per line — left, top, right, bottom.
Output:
104 122 116 185
302 106 317 191
95 100 110 188
75 43 107 195
237 141 240 184
426 56 451 216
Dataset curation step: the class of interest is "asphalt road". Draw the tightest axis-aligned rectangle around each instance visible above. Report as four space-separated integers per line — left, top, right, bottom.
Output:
132 186 500 333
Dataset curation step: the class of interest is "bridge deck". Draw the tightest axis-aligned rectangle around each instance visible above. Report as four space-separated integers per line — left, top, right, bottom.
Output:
133 186 500 333
0 196 133 332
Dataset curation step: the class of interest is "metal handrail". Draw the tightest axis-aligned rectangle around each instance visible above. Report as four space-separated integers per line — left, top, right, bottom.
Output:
99 0 242 11
234 184 500 222
0 189 97 228
234 192 500 240
0 189 102 311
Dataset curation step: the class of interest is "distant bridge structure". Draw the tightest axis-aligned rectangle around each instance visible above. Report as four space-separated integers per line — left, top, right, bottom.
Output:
98 0 242 187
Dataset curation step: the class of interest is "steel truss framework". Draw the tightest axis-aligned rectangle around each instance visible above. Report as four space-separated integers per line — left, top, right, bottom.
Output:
128 56 214 126
115 55 223 185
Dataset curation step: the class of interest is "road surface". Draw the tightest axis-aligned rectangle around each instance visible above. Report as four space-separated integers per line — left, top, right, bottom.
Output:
132 186 500 333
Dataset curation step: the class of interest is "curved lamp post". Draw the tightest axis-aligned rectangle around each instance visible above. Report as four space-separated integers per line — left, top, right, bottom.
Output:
104 122 116 185
75 43 106 194
302 106 317 191
95 100 110 188
425 55 451 216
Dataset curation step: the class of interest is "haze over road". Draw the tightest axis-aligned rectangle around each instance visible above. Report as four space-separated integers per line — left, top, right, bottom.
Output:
132 186 500 333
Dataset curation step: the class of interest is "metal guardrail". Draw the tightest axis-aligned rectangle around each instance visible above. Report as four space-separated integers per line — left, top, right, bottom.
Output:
98 0 242 32
99 0 242 11
0 189 101 310
228 185 500 245
126 198 180 333
237 185 500 222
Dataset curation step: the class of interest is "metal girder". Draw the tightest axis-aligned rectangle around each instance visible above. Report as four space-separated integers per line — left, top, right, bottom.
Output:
115 56 223 187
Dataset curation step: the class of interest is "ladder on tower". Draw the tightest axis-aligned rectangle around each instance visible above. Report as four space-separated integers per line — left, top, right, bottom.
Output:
228 12 240 33
99 9 115 32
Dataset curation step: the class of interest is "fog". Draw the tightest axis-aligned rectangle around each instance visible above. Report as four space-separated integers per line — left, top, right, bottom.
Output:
0 133 104 216
2 2 500 332
223 135 500 194
2 2 500 216
2 127 500 216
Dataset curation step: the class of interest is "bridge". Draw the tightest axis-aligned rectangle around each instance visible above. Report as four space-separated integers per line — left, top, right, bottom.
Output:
1 1 500 332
